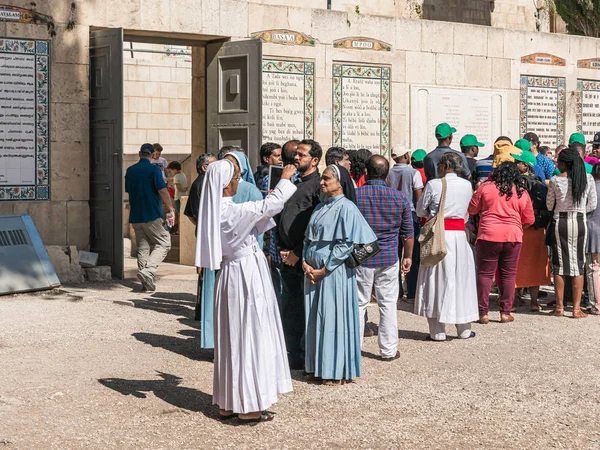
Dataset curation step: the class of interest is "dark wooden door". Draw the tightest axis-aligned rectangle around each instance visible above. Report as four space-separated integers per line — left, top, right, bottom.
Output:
89 29 124 279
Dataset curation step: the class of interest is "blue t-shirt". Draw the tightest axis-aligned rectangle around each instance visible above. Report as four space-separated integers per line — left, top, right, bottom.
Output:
125 158 167 224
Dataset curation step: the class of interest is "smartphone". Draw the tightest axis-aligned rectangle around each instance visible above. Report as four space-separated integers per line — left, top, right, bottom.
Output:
268 165 284 191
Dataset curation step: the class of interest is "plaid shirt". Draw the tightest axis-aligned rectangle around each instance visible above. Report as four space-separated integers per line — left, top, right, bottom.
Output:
356 180 414 268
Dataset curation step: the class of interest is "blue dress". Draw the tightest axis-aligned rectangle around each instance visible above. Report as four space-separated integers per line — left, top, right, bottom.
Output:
303 194 377 380
200 179 264 349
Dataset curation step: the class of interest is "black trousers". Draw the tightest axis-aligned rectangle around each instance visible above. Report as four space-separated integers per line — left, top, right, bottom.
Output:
280 262 305 369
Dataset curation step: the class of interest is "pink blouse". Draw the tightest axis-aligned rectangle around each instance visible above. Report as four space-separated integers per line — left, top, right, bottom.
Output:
468 182 535 243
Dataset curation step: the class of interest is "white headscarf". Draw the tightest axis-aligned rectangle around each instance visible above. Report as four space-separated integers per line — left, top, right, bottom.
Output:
195 159 234 270
326 164 341 181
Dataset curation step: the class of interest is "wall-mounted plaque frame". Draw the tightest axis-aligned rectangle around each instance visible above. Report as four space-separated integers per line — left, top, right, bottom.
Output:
0 38 50 200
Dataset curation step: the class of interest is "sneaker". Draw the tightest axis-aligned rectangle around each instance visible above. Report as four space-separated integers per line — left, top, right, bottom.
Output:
137 271 156 292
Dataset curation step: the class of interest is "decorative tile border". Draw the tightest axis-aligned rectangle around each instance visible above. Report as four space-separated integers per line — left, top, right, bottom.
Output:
333 37 391 52
252 29 315 46
519 75 565 147
262 59 314 141
577 58 600 69
333 64 391 157
521 53 566 66
0 38 50 201
0 5 53 25
575 79 600 140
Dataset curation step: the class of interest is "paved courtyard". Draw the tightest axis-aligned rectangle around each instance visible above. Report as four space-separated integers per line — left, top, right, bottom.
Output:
1 260 600 449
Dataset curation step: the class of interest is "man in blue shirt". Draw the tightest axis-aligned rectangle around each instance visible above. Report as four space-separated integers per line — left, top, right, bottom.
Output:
523 132 555 180
423 123 472 180
514 139 546 182
125 143 175 291
356 156 414 361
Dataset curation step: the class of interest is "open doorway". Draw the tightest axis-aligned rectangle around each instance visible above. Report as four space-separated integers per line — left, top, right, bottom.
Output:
89 29 262 280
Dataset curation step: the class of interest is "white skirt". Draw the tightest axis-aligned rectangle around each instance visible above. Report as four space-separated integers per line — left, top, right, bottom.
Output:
414 230 479 324
213 247 292 414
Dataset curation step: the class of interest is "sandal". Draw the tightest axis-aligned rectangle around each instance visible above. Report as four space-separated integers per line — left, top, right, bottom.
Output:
550 308 564 317
238 411 275 425
530 305 542 312
573 309 588 319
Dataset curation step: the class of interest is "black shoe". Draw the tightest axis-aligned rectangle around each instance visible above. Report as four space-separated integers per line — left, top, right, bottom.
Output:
538 290 548 298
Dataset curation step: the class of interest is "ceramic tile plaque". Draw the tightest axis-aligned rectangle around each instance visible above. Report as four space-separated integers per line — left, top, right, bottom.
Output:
520 75 565 148
262 59 314 143
0 38 49 200
576 79 600 142
410 85 507 158
333 63 390 156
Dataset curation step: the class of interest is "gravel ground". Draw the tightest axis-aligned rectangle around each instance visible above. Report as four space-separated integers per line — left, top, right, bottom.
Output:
1 259 600 449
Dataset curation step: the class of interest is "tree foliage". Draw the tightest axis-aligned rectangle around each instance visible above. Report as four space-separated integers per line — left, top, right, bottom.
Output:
552 0 600 37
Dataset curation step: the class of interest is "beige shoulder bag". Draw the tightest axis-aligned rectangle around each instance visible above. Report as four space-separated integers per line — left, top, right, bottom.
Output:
419 178 448 267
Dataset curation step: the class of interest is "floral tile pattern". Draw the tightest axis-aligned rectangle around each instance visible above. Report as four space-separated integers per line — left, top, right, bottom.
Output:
262 59 314 140
0 38 50 200
333 64 391 157
519 75 565 148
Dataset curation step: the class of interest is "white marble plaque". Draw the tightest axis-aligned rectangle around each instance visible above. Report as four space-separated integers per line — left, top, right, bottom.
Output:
333 64 390 156
410 86 507 158
576 80 600 142
0 38 49 200
520 76 565 148
262 59 314 143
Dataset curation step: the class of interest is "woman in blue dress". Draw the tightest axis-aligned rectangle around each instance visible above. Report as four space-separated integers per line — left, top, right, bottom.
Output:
303 165 377 385
199 150 264 349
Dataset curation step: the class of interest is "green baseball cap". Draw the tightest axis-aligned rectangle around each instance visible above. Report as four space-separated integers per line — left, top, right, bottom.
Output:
511 151 536 169
435 123 457 140
569 132 586 145
411 149 427 162
514 139 532 152
460 134 484 147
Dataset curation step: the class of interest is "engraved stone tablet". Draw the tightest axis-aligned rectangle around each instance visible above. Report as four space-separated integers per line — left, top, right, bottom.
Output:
262 59 314 143
332 64 391 157
519 76 566 148
0 38 49 200
410 86 507 158
576 80 600 142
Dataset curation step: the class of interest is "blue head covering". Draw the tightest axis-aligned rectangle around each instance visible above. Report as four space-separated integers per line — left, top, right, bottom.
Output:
230 151 256 185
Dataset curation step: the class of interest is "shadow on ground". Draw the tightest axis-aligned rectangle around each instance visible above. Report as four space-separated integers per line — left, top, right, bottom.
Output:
98 372 216 418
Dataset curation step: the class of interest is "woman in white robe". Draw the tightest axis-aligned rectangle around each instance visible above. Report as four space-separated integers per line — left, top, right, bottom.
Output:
195 159 297 423
414 152 479 341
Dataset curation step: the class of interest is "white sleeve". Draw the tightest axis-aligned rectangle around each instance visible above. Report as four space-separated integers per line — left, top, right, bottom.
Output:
243 179 297 233
413 171 424 190
416 182 432 218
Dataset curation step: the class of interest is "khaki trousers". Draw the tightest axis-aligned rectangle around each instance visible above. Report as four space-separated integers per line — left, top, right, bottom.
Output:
132 218 171 278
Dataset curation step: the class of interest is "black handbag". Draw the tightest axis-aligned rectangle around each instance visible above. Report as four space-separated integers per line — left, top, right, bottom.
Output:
345 241 381 268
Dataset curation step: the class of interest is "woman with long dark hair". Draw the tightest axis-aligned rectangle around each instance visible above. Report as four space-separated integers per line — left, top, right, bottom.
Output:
349 149 372 187
547 148 597 318
468 162 535 324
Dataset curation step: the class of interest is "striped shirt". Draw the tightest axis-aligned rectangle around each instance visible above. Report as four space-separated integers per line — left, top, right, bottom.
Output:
356 180 414 268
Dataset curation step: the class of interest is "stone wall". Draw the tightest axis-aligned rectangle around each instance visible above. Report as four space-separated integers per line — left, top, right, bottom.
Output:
123 43 192 156
245 0 544 32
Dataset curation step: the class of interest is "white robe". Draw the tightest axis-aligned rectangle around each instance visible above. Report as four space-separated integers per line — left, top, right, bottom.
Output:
414 174 479 324
213 179 296 414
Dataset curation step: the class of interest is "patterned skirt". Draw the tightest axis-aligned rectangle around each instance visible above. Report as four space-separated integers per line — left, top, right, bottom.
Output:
551 212 587 277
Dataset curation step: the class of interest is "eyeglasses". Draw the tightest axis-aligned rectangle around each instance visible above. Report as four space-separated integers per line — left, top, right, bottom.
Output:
233 174 242 181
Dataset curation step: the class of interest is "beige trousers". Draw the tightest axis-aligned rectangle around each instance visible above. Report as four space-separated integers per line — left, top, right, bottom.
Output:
132 218 171 278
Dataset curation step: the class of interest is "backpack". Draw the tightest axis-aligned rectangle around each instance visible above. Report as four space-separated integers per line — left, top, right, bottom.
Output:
522 174 550 229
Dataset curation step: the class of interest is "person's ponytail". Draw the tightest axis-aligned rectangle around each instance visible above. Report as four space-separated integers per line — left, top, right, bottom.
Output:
558 148 587 204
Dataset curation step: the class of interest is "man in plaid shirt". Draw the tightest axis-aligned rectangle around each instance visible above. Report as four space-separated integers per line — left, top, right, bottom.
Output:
355 155 414 360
